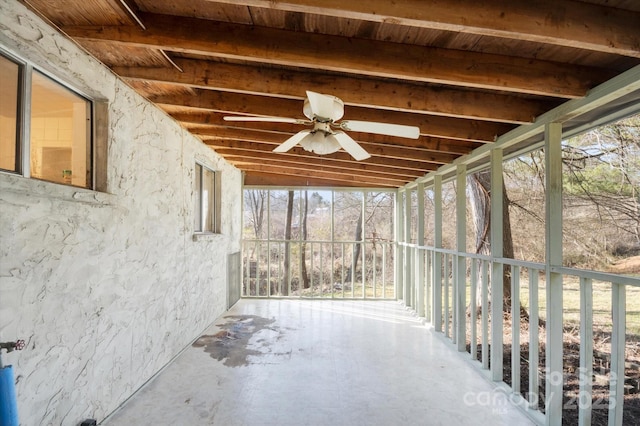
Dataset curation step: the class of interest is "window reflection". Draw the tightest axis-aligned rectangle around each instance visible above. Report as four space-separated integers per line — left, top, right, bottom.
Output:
30 71 90 187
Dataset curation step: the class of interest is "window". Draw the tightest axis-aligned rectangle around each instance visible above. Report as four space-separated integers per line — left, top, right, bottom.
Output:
0 49 93 188
0 53 20 173
195 163 220 233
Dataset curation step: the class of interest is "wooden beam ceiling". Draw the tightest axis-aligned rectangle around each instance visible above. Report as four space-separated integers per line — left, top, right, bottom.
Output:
23 0 640 188
63 12 615 97
156 97 509 143
179 117 479 154
207 0 640 58
115 58 555 123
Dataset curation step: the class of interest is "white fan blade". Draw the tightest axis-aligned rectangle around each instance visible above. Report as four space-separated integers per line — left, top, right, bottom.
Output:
340 120 420 139
224 116 305 124
273 130 312 153
306 91 338 120
333 131 371 161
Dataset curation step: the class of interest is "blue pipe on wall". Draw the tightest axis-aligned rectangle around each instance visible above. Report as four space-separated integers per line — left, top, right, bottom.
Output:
0 365 19 426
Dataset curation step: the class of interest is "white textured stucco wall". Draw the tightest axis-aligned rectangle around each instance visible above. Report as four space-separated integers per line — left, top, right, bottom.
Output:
0 1 242 424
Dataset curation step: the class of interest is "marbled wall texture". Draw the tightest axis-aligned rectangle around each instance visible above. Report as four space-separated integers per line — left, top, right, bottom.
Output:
0 1 242 423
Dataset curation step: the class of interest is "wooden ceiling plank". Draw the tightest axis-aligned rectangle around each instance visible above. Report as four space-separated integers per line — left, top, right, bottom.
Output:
243 172 384 188
206 0 640 58
116 58 552 124
225 154 422 181
177 109 480 152
191 126 462 164
62 12 614 97
184 118 478 154
234 163 406 187
150 90 514 143
214 151 429 178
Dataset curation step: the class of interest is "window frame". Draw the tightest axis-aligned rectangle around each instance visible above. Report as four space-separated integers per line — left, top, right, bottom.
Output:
0 49 24 174
194 161 221 234
0 46 97 190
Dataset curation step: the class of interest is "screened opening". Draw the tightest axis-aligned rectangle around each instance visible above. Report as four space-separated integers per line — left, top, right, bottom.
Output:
243 188 396 299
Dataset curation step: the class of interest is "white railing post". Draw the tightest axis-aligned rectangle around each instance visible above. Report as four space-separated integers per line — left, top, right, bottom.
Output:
490 148 504 382
456 164 467 351
470 258 478 360
444 254 450 338
529 270 540 410
426 249 432 321
417 182 425 317
511 265 521 394
578 277 593 426
433 175 443 331
481 260 489 370
545 122 564 426
609 283 626 426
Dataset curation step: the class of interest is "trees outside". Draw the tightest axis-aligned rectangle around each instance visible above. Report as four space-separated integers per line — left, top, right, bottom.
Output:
467 170 515 312
501 114 640 271
242 189 396 297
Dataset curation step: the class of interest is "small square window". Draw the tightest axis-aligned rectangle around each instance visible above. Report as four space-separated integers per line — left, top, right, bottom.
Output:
195 163 220 233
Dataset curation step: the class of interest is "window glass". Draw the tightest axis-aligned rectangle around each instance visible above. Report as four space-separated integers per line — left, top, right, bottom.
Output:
0 54 20 172
202 166 215 231
195 164 203 231
30 71 91 187
195 163 217 233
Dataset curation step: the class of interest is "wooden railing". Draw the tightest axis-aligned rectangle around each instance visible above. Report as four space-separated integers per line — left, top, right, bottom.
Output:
242 239 396 299
401 242 639 426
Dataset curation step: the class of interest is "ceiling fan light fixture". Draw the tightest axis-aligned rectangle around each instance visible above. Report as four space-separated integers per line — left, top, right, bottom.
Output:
303 93 344 122
225 91 417 161
299 131 341 155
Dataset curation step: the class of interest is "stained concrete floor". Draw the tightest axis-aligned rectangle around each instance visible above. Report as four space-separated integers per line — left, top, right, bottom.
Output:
103 299 535 426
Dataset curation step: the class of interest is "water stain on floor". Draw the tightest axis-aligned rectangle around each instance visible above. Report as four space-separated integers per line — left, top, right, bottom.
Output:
193 315 286 367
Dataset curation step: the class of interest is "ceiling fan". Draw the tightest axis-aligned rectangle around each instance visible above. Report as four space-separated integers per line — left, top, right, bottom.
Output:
223 91 420 161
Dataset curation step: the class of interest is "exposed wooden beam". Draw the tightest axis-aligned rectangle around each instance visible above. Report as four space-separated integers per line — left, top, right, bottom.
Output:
151 90 513 143
233 163 406 187
192 126 460 163
166 105 512 146
63 12 614 97
118 58 552 123
244 172 383 188
180 118 479 155
209 0 640 58
224 154 423 181
203 139 437 172
196 122 477 155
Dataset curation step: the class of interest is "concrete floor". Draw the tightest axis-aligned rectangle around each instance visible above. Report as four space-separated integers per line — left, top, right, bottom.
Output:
103 299 535 426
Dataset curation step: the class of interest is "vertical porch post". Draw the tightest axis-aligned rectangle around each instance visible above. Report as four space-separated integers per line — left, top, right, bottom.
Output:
491 148 504 382
433 175 443 331
395 189 404 300
405 188 413 307
456 164 467 351
267 190 271 297
545 122 564 426
490 148 504 381
361 192 366 299
416 182 425 317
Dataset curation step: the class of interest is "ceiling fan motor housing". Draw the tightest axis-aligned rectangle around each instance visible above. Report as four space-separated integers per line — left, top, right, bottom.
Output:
303 96 344 122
